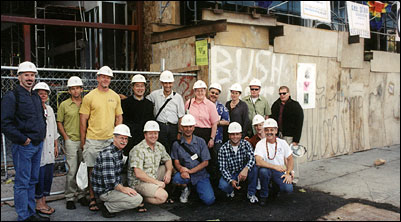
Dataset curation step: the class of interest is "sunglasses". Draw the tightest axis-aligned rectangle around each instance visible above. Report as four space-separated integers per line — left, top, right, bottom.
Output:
210 91 219 95
279 92 287 95
250 88 259 91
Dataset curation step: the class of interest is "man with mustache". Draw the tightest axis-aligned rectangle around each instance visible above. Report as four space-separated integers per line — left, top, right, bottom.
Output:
80 66 123 211
254 118 294 206
1 61 48 221
91 124 143 218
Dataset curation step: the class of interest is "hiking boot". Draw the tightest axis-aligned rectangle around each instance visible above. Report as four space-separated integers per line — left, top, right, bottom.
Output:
99 202 116 218
180 187 190 203
247 193 259 204
78 197 89 206
259 197 267 206
66 201 76 210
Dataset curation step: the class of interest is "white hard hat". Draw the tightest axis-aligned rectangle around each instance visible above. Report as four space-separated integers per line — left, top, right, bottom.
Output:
159 70 174 82
131 74 146 84
230 83 242 93
249 79 261 87
67 76 83 87
113 124 132 137
252 114 265 126
264 118 278 128
290 144 307 157
209 83 222 92
143 120 160 132
17 61 38 75
181 114 196 126
33 82 51 95
228 122 242 133
97 66 113 77
193 80 207 89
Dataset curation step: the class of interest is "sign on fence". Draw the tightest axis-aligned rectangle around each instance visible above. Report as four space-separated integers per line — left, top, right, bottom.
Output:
347 1 371 39
300 1 331 23
297 63 316 109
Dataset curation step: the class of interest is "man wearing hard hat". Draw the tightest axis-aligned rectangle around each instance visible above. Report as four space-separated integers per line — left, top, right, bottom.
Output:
1 61 47 221
121 74 154 156
91 124 143 218
254 118 294 206
57 76 90 210
218 122 259 204
79 66 123 211
146 70 185 154
245 114 266 149
171 114 215 205
243 79 271 137
128 120 173 206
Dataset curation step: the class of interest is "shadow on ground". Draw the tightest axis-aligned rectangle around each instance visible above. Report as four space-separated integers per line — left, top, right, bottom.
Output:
159 185 401 221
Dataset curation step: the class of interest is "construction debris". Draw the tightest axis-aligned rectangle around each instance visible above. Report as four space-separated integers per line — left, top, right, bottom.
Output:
374 159 386 166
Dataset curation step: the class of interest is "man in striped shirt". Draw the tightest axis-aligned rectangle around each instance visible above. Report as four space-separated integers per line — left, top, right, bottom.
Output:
217 122 259 204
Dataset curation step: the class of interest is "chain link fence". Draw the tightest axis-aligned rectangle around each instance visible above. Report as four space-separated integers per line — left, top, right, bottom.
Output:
1 66 197 180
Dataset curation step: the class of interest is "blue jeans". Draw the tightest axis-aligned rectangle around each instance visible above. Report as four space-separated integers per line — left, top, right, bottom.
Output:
259 167 293 198
173 172 215 205
35 163 54 199
218 166 259 196
12 142 43 221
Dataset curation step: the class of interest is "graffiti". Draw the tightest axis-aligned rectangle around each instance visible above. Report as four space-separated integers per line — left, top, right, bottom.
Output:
177 76 195 101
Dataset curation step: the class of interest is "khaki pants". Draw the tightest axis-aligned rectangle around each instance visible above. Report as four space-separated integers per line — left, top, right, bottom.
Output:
83 139 113 167
64 140 87 201
100 189 143 213
134 165 166 198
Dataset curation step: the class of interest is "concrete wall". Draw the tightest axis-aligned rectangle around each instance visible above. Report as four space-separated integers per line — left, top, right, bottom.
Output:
209 23 400 162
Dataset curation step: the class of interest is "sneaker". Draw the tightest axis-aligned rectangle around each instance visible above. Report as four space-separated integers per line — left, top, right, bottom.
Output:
66 201 76 210
247 193 259 204
259 197 267 206
180 187 190 203
226 191 235 198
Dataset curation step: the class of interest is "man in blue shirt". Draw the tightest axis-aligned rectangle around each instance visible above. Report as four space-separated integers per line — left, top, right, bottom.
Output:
171 114 215 205
218 122 259 204
91 124 143 218
1 61 47 221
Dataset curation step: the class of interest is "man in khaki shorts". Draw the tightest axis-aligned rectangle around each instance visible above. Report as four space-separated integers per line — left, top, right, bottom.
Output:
80 66 123 211
128 120 173 205
57 76 89 210
91 124 143 218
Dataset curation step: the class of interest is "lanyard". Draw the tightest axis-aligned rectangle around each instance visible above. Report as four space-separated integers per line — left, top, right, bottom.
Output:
266 140 277 160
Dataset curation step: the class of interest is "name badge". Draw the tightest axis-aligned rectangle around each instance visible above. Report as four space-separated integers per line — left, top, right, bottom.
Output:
191 154 198 161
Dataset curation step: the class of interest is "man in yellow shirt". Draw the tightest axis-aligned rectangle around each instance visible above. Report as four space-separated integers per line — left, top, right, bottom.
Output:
79 66 123 211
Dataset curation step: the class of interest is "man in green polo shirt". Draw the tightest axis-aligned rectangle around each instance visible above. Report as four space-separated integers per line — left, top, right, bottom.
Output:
57 76 89 210
243 79 271 137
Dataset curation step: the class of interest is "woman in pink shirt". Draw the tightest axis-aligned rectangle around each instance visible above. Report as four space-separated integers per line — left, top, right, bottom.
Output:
185 80 219 148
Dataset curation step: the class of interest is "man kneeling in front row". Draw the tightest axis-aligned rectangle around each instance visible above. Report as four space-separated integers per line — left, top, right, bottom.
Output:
91 124 144 218
254 119 294 206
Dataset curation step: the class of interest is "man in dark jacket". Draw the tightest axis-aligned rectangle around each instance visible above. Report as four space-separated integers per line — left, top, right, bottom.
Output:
270 86 304 146
1 61 47 221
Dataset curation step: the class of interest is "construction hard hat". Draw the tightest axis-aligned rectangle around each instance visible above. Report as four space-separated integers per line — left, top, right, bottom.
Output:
131 74 146 84
113 124 132 137
193 80 207 89
252 114 265 126
230 83 242 93
290 144 307 158
159 70 174 82
181 114 196 126
17 61 38 75
228 122 242 133
209 83 222 92
67 76 83 87
249 79 261 87
143 120 160 132
264 118 278 128
33 82 51 95
97 66 113 77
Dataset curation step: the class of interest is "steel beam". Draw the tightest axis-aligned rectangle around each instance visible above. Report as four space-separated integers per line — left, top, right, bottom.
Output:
1 15 138 31
23 25 31 61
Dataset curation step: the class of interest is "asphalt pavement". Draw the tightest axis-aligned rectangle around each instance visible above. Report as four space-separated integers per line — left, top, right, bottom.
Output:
1 144 400 221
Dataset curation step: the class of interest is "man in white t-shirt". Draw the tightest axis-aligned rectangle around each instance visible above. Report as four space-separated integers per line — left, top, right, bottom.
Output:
254 118 293 206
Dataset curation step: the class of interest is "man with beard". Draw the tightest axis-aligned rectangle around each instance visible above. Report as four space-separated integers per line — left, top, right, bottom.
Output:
254 118 294 206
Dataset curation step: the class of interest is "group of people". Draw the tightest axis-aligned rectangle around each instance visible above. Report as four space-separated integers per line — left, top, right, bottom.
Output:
1 61 304 221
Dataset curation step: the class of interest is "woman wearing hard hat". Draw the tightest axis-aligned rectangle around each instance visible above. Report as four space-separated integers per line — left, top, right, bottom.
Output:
225 83 251 139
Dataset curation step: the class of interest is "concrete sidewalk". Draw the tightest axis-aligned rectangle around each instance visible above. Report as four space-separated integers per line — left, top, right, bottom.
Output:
1 145 399 221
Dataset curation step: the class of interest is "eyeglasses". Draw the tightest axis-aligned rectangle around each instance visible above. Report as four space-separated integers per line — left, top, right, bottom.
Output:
250 88 259 91
210 91 219 95
279 92 287 96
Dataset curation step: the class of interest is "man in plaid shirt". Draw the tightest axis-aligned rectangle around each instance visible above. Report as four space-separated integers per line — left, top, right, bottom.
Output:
218 122 259 204
91 124 143 218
